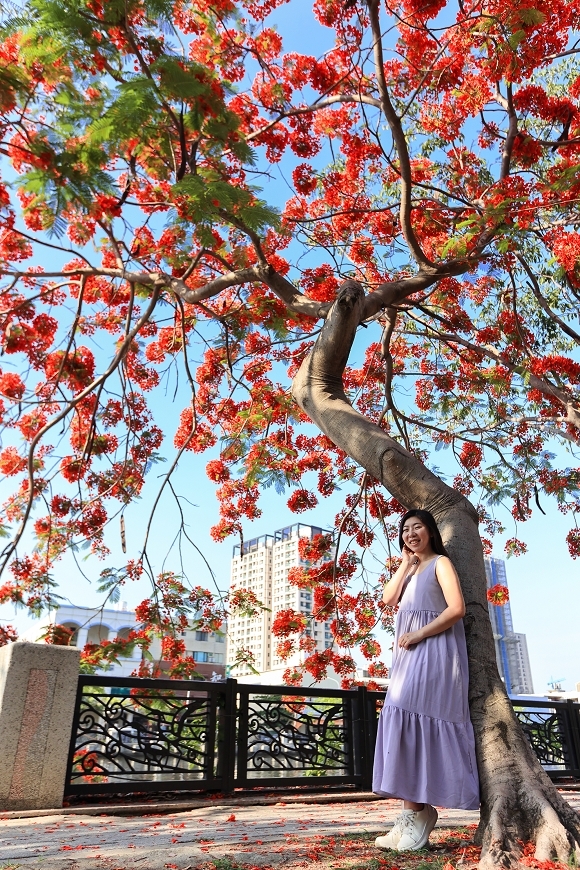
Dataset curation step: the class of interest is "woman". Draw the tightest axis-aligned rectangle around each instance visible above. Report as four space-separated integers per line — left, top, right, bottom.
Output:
373 509 479 852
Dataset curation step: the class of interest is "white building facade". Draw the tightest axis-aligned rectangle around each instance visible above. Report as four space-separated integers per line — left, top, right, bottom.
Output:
21 603 141 677
227 523 334 681
21 603 226 679
484 557 534 694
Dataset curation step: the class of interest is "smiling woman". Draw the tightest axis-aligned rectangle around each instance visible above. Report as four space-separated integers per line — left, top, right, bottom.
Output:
373 509 477 852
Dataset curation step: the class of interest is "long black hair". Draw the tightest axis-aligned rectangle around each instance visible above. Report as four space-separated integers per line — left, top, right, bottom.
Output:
398 509 449 557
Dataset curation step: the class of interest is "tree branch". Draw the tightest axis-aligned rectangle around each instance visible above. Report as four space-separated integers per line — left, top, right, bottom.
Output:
367 0 434 269
245 94 382 144
516 254 580 344
293 279 474 518
362 259 471 320
498 83 517 179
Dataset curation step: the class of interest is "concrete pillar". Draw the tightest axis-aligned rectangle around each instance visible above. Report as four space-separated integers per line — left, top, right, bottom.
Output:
76 626 89 649
0 641 80 810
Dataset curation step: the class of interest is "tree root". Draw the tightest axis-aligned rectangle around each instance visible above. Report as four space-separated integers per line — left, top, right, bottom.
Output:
477 779 580 868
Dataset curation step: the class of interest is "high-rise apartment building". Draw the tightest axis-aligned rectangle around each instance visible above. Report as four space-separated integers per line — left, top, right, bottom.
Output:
227 523 334 677
484 557 534 694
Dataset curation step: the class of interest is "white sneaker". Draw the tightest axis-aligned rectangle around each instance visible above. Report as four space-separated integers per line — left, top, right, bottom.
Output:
396 804 438 851
375 809 414 850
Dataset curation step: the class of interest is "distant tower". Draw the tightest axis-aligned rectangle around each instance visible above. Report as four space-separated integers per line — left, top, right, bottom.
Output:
227 523 334 677
484 557 534 694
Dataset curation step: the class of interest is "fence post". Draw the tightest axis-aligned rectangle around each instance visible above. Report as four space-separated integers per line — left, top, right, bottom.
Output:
356 685 373 791
565 700 580 775
0 642 81 810
221 677 237 794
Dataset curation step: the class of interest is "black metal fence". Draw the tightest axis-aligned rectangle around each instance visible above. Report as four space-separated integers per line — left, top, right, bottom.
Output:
65 676 580 795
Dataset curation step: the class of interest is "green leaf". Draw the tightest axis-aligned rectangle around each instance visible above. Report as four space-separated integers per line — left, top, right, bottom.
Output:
87 78 159 147
508 29 526 50
518 8 545 25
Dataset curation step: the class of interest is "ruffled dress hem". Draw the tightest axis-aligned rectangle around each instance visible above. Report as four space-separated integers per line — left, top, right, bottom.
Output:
372 704 480 810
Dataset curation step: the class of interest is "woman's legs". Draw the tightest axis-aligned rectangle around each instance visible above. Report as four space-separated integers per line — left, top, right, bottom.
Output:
403 800 424 811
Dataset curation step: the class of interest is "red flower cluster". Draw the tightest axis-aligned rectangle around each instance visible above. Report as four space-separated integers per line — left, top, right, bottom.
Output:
459 442 483 470
297 533 333 563
0 372 25 399
271 608 309 637
0 624 18 646
287 488 318 513
229 587 264 618
0 447 27 476
44 624 74 645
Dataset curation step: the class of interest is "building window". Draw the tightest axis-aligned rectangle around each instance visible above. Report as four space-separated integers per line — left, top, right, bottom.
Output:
195 631 209 642
87 624 109 645
192 651 224 664
61 622 80 646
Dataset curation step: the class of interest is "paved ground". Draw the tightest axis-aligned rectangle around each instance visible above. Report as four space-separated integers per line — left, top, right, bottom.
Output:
1 790 579 870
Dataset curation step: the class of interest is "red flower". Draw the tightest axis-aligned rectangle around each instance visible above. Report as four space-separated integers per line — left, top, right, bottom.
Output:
332 653 356 675
459 442 483 470
313 585 334 617
567 529 580 559
360 638 381 659
275 639 295 660
161 635 186 661
45 347 95 390
17 410 47 440
367 662 388 678
297 533 333 562
292 163 317 195
229 588 264 617
44 624 74 645
487 584 509 606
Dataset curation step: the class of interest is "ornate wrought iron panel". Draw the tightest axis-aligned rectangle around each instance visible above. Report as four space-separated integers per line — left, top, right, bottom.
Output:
66 676 226 793
233 686 361 787
513 705 575 772
244 696 349 777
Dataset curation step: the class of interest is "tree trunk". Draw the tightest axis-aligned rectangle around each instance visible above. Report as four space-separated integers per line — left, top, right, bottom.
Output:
292 280 580 867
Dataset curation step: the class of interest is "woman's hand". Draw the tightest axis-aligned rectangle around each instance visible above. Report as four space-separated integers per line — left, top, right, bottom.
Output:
401 544 419 570
382 546 420 607
398 629 424 649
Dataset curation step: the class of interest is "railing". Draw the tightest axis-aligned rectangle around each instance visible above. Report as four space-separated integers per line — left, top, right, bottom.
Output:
64 676 580 795
511 698 580 779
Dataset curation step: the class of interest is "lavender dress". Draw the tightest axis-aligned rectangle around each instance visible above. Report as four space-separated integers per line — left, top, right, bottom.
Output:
372 555 479 809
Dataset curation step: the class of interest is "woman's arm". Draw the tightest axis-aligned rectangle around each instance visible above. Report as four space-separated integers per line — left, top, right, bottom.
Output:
398 556 466 649
383 547 417 606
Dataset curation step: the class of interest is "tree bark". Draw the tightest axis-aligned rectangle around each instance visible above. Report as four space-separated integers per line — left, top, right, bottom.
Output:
292 280 580 867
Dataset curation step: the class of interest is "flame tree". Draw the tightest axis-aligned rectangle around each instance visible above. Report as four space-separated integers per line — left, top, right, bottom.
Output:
1 0 580 862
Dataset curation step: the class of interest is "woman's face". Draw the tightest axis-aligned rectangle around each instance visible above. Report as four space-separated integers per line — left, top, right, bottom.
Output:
402 518 433 555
